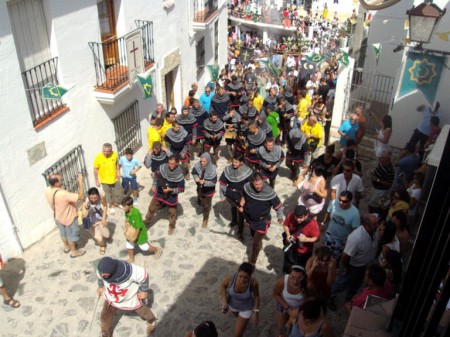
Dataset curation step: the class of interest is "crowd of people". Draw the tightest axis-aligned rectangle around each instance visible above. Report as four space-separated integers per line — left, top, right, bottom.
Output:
1 4 443 336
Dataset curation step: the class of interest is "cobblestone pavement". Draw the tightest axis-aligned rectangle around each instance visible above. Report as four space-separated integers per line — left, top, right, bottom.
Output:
0 143 381 337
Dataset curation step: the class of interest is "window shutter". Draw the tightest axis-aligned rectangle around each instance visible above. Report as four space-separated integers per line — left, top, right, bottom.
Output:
8 0 51 71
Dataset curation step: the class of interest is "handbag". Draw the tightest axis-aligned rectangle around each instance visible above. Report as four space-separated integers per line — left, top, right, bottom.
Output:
124 222 139 242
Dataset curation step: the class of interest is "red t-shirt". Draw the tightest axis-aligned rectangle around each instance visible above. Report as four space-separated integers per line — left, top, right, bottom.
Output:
283 213 320 254
351 281 393 308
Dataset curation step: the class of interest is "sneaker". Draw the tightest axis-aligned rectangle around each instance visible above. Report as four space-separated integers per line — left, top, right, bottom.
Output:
133 198 138 206
109 207 116 215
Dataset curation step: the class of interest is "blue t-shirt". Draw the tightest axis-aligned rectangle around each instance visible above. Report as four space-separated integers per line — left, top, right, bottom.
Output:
395 154 420 185
327 200 361 241
119 156 142 179
338 119 359 146
200 92 214 113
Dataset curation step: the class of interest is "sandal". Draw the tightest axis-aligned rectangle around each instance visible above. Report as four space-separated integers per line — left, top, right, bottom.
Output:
63 248 70 254
168 227 175 235
4 298 20 308
146 319 157 335
99 247 106 255
70 249 86 258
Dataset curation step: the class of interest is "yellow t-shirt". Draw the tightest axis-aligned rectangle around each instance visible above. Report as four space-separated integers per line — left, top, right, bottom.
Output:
297 98 310 119
159 119 173 141
253 94 264 112
93 151 118 184
147 126 162 149
301 121 324 148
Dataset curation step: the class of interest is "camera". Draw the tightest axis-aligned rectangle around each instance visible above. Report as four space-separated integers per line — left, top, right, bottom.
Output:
283 236 297 253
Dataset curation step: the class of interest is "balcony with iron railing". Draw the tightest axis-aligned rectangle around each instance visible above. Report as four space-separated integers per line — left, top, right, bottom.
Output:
22 57 69 129
88 20 154 103
193 0 219 30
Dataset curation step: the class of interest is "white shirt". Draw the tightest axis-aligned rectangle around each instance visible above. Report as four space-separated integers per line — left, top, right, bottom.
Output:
331 173 364 204
344 226 379 267
98 264 148 310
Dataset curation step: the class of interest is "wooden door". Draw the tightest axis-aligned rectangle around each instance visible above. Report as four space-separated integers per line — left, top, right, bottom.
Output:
97 0 118 67
165 69 176 110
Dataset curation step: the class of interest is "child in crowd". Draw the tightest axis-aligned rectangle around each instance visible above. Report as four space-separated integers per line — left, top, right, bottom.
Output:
119 147 142 206
122 197 161 262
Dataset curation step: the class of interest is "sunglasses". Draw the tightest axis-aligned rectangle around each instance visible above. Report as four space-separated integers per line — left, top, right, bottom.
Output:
339 198 350 203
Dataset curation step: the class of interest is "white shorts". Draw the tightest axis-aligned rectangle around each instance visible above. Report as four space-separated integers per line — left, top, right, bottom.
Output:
126 241 150 251
229 305 253 319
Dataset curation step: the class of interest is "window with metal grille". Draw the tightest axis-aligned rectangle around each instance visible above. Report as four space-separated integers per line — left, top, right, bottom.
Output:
112 100 142 156
42 145 88 194
196 36 205 76
8 0 67 128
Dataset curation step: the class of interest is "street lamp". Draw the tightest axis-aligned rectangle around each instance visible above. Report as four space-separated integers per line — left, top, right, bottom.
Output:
407 1 446 45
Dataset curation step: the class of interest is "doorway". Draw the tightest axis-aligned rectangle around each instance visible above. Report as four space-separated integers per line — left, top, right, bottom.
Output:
97 0 118 67
165 68 178 110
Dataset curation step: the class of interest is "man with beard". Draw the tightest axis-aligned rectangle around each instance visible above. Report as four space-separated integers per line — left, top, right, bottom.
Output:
286 128 310 181
202 111 225 163
244 121 266 169
257 138 285 188
144 155 185 235
190 98 207 157
282 205 320 273
276 96 295 146
239 172 284 265
239 97 259 122
211 86 231 121
219 152 253 240
97 257 157 337
226 75 244 106
165 122 191 180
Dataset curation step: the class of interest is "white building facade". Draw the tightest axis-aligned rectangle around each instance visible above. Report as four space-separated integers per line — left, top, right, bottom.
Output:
357 0 450 147
0 0 228 258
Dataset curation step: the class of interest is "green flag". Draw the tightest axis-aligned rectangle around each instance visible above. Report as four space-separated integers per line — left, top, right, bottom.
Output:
137 73 153 100
42 83 68 100
206 65 220 81
305 53 324 65
259 58 280 78
338 51 350 67
373 43 381 65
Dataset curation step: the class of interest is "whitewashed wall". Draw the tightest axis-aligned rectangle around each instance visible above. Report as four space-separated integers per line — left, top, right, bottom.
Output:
0 0 227 257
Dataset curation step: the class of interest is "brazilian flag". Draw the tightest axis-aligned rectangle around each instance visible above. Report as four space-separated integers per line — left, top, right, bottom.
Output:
137 73 153 100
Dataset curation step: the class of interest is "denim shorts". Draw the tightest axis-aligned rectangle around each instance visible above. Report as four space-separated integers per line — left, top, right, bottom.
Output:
122 177 138 190
57 218 80 242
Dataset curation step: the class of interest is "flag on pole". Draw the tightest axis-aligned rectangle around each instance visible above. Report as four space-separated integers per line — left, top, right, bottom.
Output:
206 65 220 82
259 58 280 78
373 43 381 65
41 83 69 100
300 60 316 80
397 52 446 105
338 51 350 67
137 73 153 100
305 53 325 65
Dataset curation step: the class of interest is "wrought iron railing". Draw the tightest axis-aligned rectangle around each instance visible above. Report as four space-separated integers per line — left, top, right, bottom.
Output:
42 145 88 193
194 0 218 22
88 21 154 91
22 57 66 127
112 100 142 155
